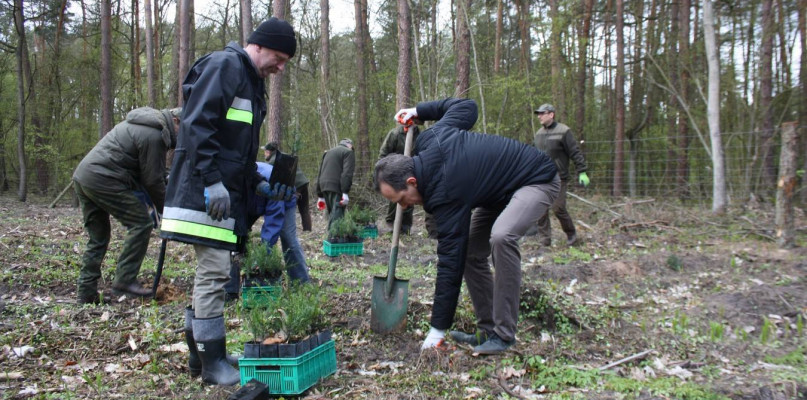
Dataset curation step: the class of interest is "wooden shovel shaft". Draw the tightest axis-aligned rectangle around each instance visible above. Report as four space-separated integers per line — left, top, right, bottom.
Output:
385 123 415 298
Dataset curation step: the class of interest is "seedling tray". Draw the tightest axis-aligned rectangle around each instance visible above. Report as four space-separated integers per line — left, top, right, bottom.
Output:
361 226 378 239
241 285 281 309
322 240 363 256
239 339 337 395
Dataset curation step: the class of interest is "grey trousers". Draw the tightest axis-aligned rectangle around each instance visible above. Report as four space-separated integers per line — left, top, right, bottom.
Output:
193 244 231 318
463 176 559 342
536 179 576 244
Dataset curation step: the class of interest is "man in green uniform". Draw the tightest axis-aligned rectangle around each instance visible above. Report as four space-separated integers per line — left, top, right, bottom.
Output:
532 104 590 247
73 107 181 304
315 139 355 230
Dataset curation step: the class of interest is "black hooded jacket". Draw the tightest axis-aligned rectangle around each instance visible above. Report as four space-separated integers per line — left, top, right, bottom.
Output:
412 98 557 330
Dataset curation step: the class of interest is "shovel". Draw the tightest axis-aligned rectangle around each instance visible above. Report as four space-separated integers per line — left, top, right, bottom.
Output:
371 118 415 334
151 238 168 298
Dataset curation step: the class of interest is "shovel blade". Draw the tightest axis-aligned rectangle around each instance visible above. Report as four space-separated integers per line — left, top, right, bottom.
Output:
370 276 409 334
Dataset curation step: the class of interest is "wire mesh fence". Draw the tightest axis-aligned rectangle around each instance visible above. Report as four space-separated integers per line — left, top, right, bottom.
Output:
20 124 807 209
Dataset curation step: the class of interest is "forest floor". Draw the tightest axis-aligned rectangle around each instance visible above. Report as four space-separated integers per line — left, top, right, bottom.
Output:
1 192 806 400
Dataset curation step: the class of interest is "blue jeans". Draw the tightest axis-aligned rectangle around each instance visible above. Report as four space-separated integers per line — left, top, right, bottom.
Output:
280 205 310 283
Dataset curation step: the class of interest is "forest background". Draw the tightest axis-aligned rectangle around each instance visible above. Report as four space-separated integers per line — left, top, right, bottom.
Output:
0 0 805 210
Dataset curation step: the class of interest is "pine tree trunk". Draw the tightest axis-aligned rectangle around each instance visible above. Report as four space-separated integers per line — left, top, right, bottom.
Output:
144 0 157 106
267 0 289 147
613 0 625 197
355 0 369 172
759 0 775 193
319 0 333 145
454 0 472 98
14 0 29 201
704 0 726 213
396 0 412 110
100 0 113 134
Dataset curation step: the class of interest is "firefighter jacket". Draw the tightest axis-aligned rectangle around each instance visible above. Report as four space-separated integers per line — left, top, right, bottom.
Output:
533 121 587 181
161 42 266 251
73 107 177 212
412 98 558 330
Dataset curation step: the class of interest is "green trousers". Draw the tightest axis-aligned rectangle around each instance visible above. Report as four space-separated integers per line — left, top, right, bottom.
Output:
324 191 346 231
74 180 153 297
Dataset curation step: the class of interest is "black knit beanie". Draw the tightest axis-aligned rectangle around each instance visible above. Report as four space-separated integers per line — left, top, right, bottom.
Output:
247 17 296 58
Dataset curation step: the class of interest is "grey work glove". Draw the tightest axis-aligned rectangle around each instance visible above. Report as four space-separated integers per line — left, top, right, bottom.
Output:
204 182 230 221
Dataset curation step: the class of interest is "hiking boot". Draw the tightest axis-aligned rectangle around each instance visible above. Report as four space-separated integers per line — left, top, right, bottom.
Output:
473 333 515 355
78 292 108 305
449 330 489 346
111 282 152 298
566 233 578 247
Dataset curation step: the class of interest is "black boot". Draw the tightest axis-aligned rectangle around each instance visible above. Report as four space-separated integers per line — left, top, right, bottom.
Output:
185 307 239 379
185 307 202 377
192 314 241 386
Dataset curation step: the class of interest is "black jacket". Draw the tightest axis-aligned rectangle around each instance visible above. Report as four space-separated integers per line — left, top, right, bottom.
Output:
412 98 557 330
161 42 266 251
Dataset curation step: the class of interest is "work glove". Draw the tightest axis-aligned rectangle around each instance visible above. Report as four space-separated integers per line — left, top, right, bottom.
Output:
394 107 418 125
257 181 295 202
578 172 590 187
204 182 230 221
317 198 326 211
421 327 446 350
339 193 349 206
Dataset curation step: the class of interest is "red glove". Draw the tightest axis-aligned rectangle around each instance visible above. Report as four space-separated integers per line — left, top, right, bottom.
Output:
317 198 326 211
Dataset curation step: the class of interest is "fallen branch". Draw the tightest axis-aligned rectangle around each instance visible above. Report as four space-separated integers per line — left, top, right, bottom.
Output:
611 198 656 207
498 375 527 400
567 192 622 218
49 181 74 208
598 349 655 371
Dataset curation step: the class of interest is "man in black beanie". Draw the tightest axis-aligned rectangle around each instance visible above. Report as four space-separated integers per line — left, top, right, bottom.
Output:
160 17 296 386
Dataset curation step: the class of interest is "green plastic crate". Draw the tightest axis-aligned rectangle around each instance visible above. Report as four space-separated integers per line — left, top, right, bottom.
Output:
239 340 337 395
322 240 363 256
361 226 378 239
241 285 280 309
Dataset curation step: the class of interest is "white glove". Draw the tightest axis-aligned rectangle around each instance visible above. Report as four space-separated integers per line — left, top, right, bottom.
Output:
339 193 349 206
395 107 418 125
421 327 446 350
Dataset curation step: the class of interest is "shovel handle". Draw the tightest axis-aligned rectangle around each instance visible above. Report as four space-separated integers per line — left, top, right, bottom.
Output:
385 120 416 298
151 239 167 298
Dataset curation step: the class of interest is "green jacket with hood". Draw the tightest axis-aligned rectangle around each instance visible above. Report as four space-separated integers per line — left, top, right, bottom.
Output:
73 107 177 212
315 141 355 197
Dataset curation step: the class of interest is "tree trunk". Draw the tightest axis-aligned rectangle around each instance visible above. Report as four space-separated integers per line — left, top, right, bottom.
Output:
666 0 679 195
493 0 503 74
627 0 645 197
676 0 691 200
144 0 157 106
704 0 726 214
775 122 798 248
517 0 529 74
240 0 252 46
613 0 625 197
549 0 564 119
454 0 472 98
355 0 369 172
800 0 807 204
759 0 775 192
132 0 141 106
319 0 333 145
178 0 191 106
574 0 593 147
13 0 29 201
100 0 113 135
396 0 412 110
267 0 289 147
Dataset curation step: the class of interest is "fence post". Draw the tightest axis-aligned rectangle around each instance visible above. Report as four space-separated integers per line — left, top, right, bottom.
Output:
775 122 798 248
